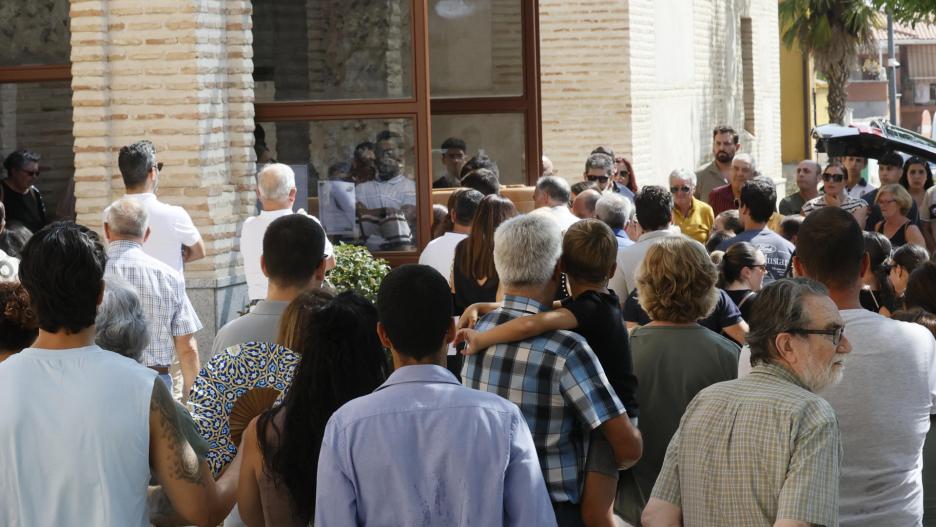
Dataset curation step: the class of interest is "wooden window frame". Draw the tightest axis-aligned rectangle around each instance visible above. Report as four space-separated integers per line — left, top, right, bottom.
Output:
254 1 541 266
0 64 71 83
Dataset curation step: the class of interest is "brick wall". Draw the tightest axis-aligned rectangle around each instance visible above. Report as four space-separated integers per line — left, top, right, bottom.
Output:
70 0 256 351
540 0 782 188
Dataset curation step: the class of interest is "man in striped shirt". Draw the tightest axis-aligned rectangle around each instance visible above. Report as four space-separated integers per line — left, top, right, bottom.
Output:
643 278 850 527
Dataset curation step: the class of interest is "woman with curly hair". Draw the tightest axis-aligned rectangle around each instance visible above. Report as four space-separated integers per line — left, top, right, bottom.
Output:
0 281 38 362
236 290 388 526
625 237 739 509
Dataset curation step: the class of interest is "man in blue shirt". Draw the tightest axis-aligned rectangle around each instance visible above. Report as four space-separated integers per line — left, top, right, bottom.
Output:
315 264 555 527
717 177 794 284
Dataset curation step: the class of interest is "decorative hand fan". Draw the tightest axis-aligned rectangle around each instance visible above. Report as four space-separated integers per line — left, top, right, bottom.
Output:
229 387 281 447
189 341 300 476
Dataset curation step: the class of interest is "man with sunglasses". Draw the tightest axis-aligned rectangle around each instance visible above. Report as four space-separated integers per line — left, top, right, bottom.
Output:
583 152 616 193
793 207 936 526
117 141 205 275
0 149 46 233
643 278 849 527
668 168 713 244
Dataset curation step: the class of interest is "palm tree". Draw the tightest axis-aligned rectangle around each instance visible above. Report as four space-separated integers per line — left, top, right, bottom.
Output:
780 0 881 125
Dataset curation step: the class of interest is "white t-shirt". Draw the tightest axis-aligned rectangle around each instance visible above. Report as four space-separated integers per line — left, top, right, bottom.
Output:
418 231 467 286
0 345 156 526
125 192 201 274
240 209 333 300
545 205 580 232
819 309 936 526
608 229 682 300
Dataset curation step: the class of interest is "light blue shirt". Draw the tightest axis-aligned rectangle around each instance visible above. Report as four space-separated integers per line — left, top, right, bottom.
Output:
315 364 556 527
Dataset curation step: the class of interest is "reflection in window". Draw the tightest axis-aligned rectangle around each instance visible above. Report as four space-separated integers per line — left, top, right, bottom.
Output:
429 0 523 98
431 113 525 186
0 81 75 219
253 0 413 102
257 119 419 252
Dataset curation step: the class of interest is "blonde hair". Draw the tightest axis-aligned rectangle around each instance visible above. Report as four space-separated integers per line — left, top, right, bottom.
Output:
636 237 719 323
561 219 617 283
876 183 913 216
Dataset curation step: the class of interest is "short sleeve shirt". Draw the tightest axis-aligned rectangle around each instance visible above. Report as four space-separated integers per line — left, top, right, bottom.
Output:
716 228 795 284
800 194 867 218
623 288 744 334
561 290 639 417
778 192 806 216
672 198 714 244
124 193 201 275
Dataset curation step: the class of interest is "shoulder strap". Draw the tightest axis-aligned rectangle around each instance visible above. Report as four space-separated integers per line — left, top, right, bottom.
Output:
736 291 756 309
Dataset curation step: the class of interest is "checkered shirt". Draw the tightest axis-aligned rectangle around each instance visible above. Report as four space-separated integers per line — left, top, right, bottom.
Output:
461 295 626 504
105 240 202 367
652 362 841 526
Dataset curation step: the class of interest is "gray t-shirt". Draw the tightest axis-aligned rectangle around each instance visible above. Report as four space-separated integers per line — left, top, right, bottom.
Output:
210 300 288 357
820 309 936 526
628 325 739 499
717 228 794 284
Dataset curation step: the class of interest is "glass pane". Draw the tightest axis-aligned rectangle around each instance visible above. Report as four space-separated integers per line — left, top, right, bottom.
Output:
256 118 420 252
0 81 76 221
431 113 524 186
429 0 523 98
253 0 414 102
0 0 70 66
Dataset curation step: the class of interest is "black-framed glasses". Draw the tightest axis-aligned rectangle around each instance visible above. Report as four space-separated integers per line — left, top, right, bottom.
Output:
747 263 767 271
670 185 691 194
787 326 845 346
821 172 845 183
586 175 609 183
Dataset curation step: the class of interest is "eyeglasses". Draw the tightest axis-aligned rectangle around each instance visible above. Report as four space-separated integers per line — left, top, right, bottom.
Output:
747 263 767 271
586 175 609 183
669 185 691 194
787 326 845 346
821 172 845 183
878 198 897 205
155 162 164 172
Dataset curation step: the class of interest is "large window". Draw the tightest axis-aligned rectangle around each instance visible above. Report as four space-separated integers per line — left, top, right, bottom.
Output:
252 0 540 262
0 0 74 221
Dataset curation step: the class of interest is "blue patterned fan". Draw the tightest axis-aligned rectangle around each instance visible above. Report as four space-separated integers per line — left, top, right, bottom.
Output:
189 341 300 476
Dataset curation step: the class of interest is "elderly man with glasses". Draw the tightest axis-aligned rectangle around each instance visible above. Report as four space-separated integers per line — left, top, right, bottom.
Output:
669 168 713 244
642 277 850 527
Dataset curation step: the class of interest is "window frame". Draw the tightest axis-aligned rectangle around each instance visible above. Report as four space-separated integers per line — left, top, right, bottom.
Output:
253 0 541 265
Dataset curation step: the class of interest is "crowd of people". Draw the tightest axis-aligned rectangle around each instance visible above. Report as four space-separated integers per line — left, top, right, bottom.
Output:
2 125 936 527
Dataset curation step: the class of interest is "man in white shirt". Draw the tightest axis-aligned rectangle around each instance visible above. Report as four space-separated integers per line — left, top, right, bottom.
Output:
118 140 205 274
241 163 333 302
0 222 237 526
843 155 876 199
794 207 936 526
355 131 418 251
419 188 482 285
533 175 580 232
609 185 682 299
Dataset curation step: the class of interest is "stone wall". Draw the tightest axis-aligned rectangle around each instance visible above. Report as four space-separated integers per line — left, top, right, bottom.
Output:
0 0 70 66
70 0 256 354
539 0 782 187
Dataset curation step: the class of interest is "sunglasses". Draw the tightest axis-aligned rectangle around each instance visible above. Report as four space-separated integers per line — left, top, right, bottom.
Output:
821 172 845 183
586 175 609 183
20 169 39 177
155 162 164 171
669 185 691 194
787 325 846 346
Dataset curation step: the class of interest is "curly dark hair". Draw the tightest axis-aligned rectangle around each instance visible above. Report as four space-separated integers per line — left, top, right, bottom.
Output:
257 291 388 524
0 282 38 353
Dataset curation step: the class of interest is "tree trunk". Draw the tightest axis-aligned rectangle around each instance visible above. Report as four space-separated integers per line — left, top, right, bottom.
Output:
826 61 851 125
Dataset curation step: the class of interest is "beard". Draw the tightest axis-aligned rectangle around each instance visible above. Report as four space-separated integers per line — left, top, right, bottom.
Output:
376 157 401 181
801 353 845 392
715 151 733 163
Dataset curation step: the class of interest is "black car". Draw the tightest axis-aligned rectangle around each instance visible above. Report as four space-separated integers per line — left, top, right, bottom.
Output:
813 120 936 163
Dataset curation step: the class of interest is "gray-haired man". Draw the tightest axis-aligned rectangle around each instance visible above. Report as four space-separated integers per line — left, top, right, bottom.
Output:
643 278 849 527
103 197 202 402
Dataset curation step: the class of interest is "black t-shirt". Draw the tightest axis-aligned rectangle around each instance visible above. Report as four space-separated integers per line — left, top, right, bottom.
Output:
623 288 743 335
561 290 639 417
1 182 46 233
724 289 757 322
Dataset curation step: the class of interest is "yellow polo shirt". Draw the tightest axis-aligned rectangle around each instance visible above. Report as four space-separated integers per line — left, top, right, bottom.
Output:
673 198 714 244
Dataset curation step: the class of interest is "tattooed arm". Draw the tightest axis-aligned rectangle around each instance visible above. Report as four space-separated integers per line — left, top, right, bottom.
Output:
148 379 236 526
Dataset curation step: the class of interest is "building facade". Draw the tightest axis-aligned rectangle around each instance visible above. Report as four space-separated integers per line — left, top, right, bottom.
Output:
1 0 781 350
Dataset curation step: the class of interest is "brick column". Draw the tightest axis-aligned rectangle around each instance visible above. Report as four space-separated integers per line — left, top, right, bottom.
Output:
70 0 256 355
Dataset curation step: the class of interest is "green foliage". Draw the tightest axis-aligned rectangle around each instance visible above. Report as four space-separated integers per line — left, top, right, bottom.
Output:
327 243 391 303
871 0 936 26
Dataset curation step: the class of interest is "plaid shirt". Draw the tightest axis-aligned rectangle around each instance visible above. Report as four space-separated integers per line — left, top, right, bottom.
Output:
105 240 202 367
461 295 626 504
652 363 841 526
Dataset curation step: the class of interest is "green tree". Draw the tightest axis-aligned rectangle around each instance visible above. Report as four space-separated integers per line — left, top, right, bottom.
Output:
780 0 881 125
870 0 936 26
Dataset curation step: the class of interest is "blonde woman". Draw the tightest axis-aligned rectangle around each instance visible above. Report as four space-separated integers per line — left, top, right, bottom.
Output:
874 183 926 249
